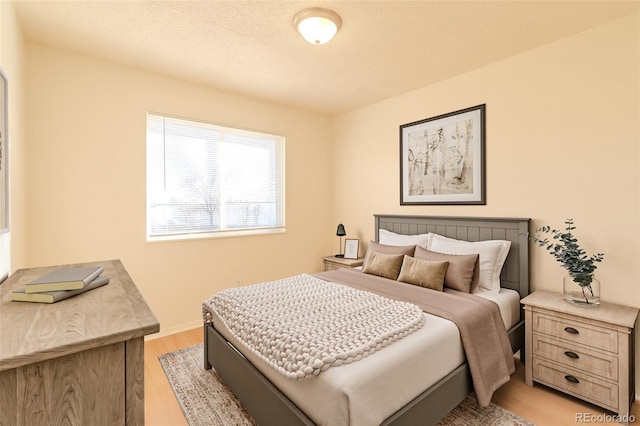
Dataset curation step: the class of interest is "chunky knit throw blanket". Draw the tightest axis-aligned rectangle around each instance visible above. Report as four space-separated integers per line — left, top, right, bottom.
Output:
202 274 425 379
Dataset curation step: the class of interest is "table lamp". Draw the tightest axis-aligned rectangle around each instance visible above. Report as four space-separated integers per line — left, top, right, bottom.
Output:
335 224 346 258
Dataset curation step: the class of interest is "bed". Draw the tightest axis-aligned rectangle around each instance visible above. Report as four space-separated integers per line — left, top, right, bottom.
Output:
203 215 530 425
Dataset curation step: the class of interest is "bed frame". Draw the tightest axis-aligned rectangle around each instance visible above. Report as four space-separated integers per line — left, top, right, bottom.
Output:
204 215 530 425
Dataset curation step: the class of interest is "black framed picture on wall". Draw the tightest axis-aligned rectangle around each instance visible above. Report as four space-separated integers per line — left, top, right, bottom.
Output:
399 104 485 205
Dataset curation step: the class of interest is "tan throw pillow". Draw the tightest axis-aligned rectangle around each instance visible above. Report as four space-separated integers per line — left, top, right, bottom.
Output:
397 256 449 291
362 251 405 280
414 246 479 293
363 241 416 270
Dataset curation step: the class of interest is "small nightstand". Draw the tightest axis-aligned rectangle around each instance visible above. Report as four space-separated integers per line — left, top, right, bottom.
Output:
522 291 638 421
322 256 363 271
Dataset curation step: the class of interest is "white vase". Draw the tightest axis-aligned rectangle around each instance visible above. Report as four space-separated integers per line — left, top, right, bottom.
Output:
563 275 600 306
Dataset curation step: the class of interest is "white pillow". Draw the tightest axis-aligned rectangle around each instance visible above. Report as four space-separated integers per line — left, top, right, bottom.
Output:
428 234 511 293
379 229 432 248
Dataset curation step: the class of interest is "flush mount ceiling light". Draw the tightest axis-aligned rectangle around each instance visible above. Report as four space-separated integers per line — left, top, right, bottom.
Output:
293 8 342 45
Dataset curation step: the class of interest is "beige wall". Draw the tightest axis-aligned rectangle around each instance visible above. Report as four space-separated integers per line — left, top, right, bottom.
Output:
24 44 335 336
333 14 640 390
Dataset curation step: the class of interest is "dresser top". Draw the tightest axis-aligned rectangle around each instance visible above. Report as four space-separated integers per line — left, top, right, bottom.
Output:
521 290 639 328
0 259 159 371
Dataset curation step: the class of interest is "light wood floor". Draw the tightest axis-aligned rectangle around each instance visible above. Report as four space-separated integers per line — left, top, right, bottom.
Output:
145 327 639 425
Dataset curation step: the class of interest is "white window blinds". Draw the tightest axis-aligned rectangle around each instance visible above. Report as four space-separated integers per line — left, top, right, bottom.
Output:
146 114 285 240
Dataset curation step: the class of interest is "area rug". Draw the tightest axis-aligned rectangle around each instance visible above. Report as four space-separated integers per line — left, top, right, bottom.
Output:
159 344 534 426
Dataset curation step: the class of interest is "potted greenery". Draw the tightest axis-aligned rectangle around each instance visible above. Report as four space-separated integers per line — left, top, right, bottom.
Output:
527 219 604 306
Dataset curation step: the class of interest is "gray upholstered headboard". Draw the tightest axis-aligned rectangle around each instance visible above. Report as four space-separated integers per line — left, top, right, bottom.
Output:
374 215 530 299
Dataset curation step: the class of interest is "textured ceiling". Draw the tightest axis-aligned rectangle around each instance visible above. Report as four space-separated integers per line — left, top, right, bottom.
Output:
12 1 640 116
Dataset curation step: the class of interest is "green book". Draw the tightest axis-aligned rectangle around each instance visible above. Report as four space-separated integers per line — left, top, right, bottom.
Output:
12 275 110 303
24 266 104 293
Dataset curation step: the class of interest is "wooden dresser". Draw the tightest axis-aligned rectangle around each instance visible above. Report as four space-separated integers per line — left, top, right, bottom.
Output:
0 259 159 426
522 291 638 421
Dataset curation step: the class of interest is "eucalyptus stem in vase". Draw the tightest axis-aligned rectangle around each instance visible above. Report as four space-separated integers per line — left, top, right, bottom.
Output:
527 219 604 305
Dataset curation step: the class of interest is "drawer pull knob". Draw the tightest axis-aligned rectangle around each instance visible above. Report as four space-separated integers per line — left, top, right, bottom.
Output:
564 351 580 359
564 326 579 334
564 375 580 384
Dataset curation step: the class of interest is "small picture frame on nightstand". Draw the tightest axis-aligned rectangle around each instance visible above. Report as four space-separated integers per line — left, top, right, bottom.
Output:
344 239 359 259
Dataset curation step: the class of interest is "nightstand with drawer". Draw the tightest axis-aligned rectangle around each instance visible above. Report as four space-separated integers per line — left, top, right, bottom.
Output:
522 291 638 420
322 256 363 271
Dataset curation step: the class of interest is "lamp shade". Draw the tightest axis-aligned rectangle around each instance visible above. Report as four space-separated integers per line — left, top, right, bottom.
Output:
336 224 346 236
293 8 342 45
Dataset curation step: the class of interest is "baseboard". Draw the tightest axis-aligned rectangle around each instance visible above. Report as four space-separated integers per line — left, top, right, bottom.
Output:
145 320 202 340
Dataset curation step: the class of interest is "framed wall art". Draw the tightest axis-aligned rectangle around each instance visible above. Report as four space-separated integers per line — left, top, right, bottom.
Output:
344 239 359 259
400 104 485 205
0 67 8 234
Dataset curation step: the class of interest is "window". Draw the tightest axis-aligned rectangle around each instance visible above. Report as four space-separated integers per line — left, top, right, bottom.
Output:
146 113 285 241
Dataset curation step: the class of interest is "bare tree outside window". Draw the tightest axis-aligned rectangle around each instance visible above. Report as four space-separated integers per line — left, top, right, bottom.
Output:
183 175 220 227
